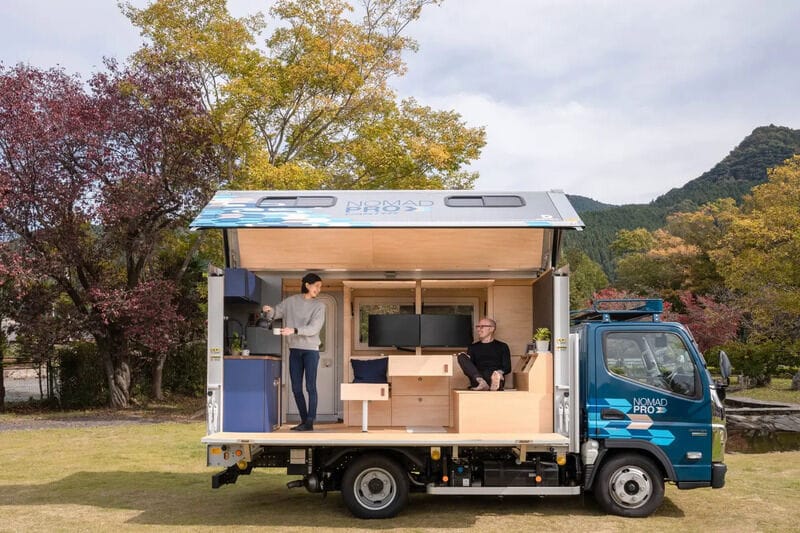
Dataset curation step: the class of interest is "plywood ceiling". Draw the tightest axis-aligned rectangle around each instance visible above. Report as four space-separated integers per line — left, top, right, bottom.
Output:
235 228 548 272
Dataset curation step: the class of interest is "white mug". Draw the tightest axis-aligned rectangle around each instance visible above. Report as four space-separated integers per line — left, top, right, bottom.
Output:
273 328 281 335
241 349 250 356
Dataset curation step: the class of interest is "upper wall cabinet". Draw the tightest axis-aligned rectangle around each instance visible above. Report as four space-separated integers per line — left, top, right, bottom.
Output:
224 268 262 303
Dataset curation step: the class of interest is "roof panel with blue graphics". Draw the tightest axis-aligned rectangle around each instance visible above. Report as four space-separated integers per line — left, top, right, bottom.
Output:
190 190 584 229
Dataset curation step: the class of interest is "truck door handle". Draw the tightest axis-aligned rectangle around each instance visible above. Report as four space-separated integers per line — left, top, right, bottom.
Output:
601 408 626 420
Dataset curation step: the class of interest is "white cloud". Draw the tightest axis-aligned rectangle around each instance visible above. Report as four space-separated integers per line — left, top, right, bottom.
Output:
2 0 799 204
392 0 800 203
417 91 757 203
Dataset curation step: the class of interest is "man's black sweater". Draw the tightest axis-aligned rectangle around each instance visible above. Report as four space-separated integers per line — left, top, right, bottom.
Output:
467 339 512 375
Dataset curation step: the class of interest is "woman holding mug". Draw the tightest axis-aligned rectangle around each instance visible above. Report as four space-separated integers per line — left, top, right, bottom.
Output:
262 273 325 431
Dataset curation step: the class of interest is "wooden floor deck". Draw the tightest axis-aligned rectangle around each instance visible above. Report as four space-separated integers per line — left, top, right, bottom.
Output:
203 422 569 448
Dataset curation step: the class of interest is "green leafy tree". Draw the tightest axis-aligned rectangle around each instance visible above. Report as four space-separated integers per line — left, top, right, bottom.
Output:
663 199 737 294
612 229 698 295
562 248 608 310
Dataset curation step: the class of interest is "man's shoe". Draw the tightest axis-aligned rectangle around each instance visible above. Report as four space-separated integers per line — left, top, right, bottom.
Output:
295 421 314 431
290 421 306 431
490 371 503 391
470 378 490 391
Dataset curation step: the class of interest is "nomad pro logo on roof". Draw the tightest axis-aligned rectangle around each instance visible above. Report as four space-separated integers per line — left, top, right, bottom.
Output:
345 199 433 215
632 397 668 415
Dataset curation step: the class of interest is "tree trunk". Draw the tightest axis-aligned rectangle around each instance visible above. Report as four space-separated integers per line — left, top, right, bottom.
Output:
100 335 131 408
792 371 800 391
151 352 166 401
0 345 5 413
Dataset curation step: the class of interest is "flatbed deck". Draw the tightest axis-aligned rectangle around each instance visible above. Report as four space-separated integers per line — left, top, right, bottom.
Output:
203 422 569 448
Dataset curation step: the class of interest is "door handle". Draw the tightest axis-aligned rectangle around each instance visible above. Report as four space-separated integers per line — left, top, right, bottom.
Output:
601 408 626 420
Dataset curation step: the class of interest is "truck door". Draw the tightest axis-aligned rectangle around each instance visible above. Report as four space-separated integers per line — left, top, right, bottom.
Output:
589 326 711 482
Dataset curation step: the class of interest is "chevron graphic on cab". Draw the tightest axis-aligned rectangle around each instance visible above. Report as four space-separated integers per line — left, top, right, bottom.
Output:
588 398 675 446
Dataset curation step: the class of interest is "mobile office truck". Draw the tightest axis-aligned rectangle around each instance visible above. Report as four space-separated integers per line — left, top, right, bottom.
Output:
191 190 727 519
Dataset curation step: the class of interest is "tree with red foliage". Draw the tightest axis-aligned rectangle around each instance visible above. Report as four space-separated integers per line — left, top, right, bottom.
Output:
672 291 741 354
0 60 220 407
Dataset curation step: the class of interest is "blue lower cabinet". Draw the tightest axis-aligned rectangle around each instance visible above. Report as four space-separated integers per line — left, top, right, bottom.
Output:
223 358 281 432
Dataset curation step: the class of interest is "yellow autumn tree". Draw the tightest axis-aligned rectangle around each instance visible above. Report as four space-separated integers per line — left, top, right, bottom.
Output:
711 155 800 337
123 0 485 190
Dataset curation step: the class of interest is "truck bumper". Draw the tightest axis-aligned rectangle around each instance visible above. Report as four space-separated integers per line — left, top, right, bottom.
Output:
675 463 727 490
711 462 727 488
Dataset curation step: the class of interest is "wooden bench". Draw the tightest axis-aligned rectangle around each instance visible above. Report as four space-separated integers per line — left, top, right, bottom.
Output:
452 352 553 433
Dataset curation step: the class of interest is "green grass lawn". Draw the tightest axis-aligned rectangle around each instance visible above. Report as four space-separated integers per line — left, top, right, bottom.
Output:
1 421 799 532
729 377 800 404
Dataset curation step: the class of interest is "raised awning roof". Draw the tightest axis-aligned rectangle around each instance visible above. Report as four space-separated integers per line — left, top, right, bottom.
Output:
190 190 584 229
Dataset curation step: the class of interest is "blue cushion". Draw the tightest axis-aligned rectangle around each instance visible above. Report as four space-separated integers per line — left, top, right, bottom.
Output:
351 357 388 383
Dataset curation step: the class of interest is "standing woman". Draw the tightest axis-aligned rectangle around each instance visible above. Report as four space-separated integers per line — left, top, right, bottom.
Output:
262 273 325 431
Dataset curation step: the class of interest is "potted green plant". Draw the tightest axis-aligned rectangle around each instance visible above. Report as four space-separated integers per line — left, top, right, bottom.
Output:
230 332 243 356
533 327 551 353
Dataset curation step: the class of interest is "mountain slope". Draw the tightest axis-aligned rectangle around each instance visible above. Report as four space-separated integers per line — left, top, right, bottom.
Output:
567 125 800 275
566 195 616 213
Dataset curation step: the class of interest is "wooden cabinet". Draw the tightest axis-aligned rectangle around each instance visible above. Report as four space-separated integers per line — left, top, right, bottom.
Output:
342 357 455 428
391 375 450 427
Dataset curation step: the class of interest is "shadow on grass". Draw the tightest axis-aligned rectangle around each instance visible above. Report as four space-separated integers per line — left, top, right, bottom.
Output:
2 470 685 527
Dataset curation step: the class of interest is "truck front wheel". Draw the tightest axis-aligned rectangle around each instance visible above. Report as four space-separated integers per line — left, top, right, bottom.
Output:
341 454 409 519
594 454 664 517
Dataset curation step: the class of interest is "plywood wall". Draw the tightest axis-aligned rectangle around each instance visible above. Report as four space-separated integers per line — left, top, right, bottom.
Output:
489 283 533 355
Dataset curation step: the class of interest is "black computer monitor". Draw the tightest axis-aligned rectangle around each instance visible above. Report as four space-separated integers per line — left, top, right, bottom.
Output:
368 314 421 347
420 314 473 347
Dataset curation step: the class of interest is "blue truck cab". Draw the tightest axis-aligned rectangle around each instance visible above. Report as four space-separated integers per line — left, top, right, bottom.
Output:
574 299 727 516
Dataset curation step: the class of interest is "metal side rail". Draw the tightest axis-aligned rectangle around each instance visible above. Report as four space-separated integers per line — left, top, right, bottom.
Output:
427 485 582 496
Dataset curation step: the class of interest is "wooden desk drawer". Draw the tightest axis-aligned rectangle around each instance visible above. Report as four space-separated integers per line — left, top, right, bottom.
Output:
391 395 449 426
388 355 453 376
391 376 449 396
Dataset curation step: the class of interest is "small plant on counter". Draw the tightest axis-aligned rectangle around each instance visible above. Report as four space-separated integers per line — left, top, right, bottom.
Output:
230 332 243 355
533 327 551 353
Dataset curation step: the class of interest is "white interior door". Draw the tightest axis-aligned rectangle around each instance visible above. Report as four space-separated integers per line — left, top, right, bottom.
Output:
284 294 337 422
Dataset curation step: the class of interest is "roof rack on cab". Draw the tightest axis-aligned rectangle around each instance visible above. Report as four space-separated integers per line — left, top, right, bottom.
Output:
570 298 663 324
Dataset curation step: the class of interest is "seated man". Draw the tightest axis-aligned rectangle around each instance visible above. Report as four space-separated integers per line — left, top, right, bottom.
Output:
457 317 511 391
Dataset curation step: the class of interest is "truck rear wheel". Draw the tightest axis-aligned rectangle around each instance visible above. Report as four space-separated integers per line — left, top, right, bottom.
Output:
594 454 664 517
341 454 408 519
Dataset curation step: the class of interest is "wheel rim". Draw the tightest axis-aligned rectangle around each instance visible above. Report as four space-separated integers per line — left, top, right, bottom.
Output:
352 467 397 511
607 465 652 509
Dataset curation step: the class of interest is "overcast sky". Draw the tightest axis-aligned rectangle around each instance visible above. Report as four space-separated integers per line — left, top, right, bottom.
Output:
2 0 799 204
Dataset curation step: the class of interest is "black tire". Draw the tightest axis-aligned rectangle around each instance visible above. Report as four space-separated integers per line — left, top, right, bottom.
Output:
594 454 665 517
341 454 409 519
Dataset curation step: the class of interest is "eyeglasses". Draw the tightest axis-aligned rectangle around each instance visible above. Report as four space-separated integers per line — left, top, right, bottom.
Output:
475 325 494 329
